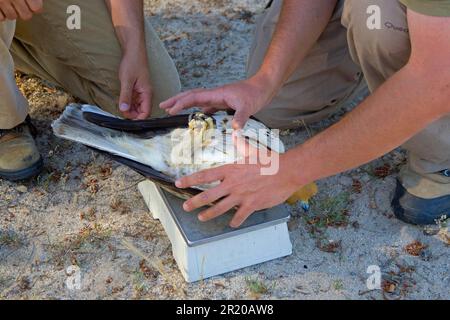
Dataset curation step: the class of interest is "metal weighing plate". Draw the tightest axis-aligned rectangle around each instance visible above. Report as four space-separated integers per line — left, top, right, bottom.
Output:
157 186 290 247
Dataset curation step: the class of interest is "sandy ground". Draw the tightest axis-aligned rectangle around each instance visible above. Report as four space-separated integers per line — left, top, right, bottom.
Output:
0 0 448 300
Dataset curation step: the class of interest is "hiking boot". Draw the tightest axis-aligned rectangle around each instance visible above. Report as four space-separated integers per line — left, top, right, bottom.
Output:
0 117 43 181
392 166 450 225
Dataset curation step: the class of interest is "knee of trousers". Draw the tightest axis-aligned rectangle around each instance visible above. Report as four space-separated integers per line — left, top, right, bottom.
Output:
403 116 450 174
342 0 411 90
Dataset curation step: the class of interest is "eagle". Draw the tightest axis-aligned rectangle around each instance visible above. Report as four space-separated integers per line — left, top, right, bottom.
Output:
52 104 317 208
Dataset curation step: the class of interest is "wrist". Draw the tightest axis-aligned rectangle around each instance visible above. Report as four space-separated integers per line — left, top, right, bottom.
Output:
250 70 282 98
121 39 146 57
120 46 148 71
279 148 314 189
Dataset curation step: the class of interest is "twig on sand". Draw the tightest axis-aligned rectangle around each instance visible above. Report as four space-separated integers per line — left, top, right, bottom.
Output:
358 289 377 296
115 180 144 193
121 239 186 298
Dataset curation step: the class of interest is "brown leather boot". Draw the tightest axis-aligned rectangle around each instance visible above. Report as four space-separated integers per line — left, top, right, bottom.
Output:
0 117 43 181
392 166 450 225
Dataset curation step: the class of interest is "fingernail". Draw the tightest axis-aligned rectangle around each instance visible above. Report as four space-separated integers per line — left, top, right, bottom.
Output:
175 180 182 188
119 103 130 112
183 202 190 211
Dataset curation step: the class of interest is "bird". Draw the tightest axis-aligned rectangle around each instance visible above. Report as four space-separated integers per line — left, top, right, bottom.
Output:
52 104 318 207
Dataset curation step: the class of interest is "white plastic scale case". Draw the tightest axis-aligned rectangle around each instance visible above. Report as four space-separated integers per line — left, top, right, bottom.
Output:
138 180 293 282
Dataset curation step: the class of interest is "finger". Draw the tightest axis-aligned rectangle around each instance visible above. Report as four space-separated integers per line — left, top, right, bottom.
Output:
166 91 209 115
232 110 250 130
167 89 224 115
0 3 18 20
25 0 43 13
125 90 143 119
230 204 255 228
119 80 134 116
0 9 5 21
232 109 250 130
183 185 229 212
12 0 33 20
159 88 208 110
121 106 143 120
135 90 152 120
197 196 238 222
121 95 139 119
160 90 195 109
176 167 226 189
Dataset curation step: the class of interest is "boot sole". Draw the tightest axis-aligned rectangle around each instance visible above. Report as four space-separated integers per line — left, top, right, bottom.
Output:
391 179 450 225
0 158 44 182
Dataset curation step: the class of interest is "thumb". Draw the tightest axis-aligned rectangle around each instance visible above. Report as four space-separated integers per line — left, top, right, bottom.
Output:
119 81 134 113
232 109 250 130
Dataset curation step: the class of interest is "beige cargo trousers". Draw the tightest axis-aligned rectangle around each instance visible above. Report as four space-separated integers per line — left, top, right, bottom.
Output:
249 0 450 196
0 0 180 130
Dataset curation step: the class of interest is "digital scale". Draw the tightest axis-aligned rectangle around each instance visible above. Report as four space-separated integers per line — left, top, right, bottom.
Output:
138 181 293 282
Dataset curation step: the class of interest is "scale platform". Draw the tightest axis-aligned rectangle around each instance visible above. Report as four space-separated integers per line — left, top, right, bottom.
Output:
138 181 292 282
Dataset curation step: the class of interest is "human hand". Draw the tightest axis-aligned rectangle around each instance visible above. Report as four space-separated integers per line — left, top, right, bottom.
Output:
160 74 277 129
0 0 43 21
118 52 153 120
175 134 298 228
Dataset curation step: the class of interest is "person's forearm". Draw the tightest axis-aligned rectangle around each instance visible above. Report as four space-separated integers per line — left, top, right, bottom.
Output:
105 0 146 55
285 63 450 186
255 0 337 90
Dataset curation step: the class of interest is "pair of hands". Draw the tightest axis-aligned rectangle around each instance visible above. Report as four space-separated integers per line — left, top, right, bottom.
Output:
120 67 287 229
161 76 297 228
2 0 293 226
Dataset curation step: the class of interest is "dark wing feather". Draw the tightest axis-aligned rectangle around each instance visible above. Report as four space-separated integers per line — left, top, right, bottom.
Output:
83 112 190 134
90 148 200 200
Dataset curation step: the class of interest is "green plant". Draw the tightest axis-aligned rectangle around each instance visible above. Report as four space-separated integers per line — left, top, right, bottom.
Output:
333 279 344 291
245 277 270 296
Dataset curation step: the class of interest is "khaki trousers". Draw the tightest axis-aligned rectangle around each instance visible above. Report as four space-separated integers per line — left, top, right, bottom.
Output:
249 0 450 176
0 0 181 130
